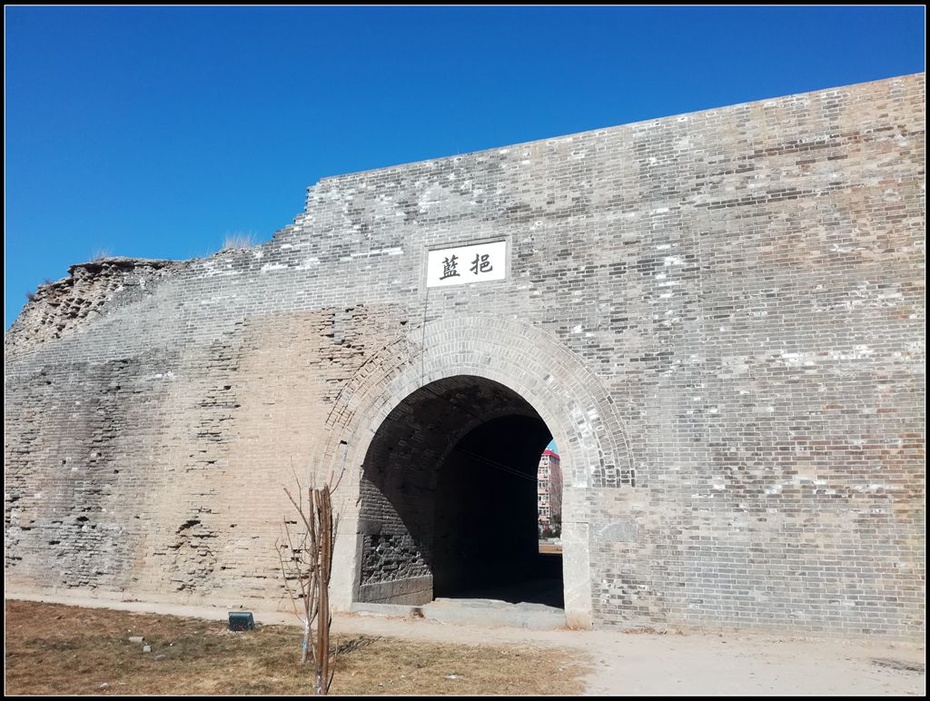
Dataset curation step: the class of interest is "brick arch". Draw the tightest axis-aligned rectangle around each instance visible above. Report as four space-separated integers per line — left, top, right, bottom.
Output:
321 314 634 490
322 314 633 629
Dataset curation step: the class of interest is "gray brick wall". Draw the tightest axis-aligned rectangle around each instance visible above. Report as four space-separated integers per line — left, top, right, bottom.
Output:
5 72 924 640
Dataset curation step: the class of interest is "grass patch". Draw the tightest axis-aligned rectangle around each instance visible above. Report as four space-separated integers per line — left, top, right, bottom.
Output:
4 600 587 695
221 233 257 250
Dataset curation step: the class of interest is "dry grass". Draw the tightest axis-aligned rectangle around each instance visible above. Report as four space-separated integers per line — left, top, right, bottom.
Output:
91 249 112 262
4 600 588 696
221 233 257 250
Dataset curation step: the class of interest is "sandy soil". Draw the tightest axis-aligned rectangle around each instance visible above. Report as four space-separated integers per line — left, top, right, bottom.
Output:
5 592 925 696
334 612 927 696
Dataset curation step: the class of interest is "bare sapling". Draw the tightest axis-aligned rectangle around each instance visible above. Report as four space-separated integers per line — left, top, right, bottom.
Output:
278 467 344 694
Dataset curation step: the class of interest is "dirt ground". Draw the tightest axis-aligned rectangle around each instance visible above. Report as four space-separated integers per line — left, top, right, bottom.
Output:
334 612 927 696
5 592 925 696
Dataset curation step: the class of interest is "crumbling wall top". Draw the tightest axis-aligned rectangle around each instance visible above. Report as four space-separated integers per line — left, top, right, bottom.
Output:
4 257 186 357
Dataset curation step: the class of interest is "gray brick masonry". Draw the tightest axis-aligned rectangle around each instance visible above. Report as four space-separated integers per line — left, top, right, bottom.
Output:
5 72 924 641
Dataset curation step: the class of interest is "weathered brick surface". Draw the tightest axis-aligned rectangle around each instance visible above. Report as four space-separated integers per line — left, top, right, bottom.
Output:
4 73 924 640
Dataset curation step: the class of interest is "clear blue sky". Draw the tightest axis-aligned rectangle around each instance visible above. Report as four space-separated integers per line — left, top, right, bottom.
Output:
4 5 925 329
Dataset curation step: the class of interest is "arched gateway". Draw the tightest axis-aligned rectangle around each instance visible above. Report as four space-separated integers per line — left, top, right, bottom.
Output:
4 73 924 641
316 315 633 628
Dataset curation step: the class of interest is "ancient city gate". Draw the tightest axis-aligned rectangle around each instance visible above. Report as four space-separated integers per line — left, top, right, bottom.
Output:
316 314 632 629
4 72 925 640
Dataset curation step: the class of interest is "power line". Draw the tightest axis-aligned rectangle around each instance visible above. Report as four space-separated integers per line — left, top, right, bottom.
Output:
453 446 538 482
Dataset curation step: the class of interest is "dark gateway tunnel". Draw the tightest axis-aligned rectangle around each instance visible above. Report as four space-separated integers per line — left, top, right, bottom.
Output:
355 375 563 609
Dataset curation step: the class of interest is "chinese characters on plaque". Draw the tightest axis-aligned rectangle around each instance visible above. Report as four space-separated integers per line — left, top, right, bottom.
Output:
426 241 507 288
